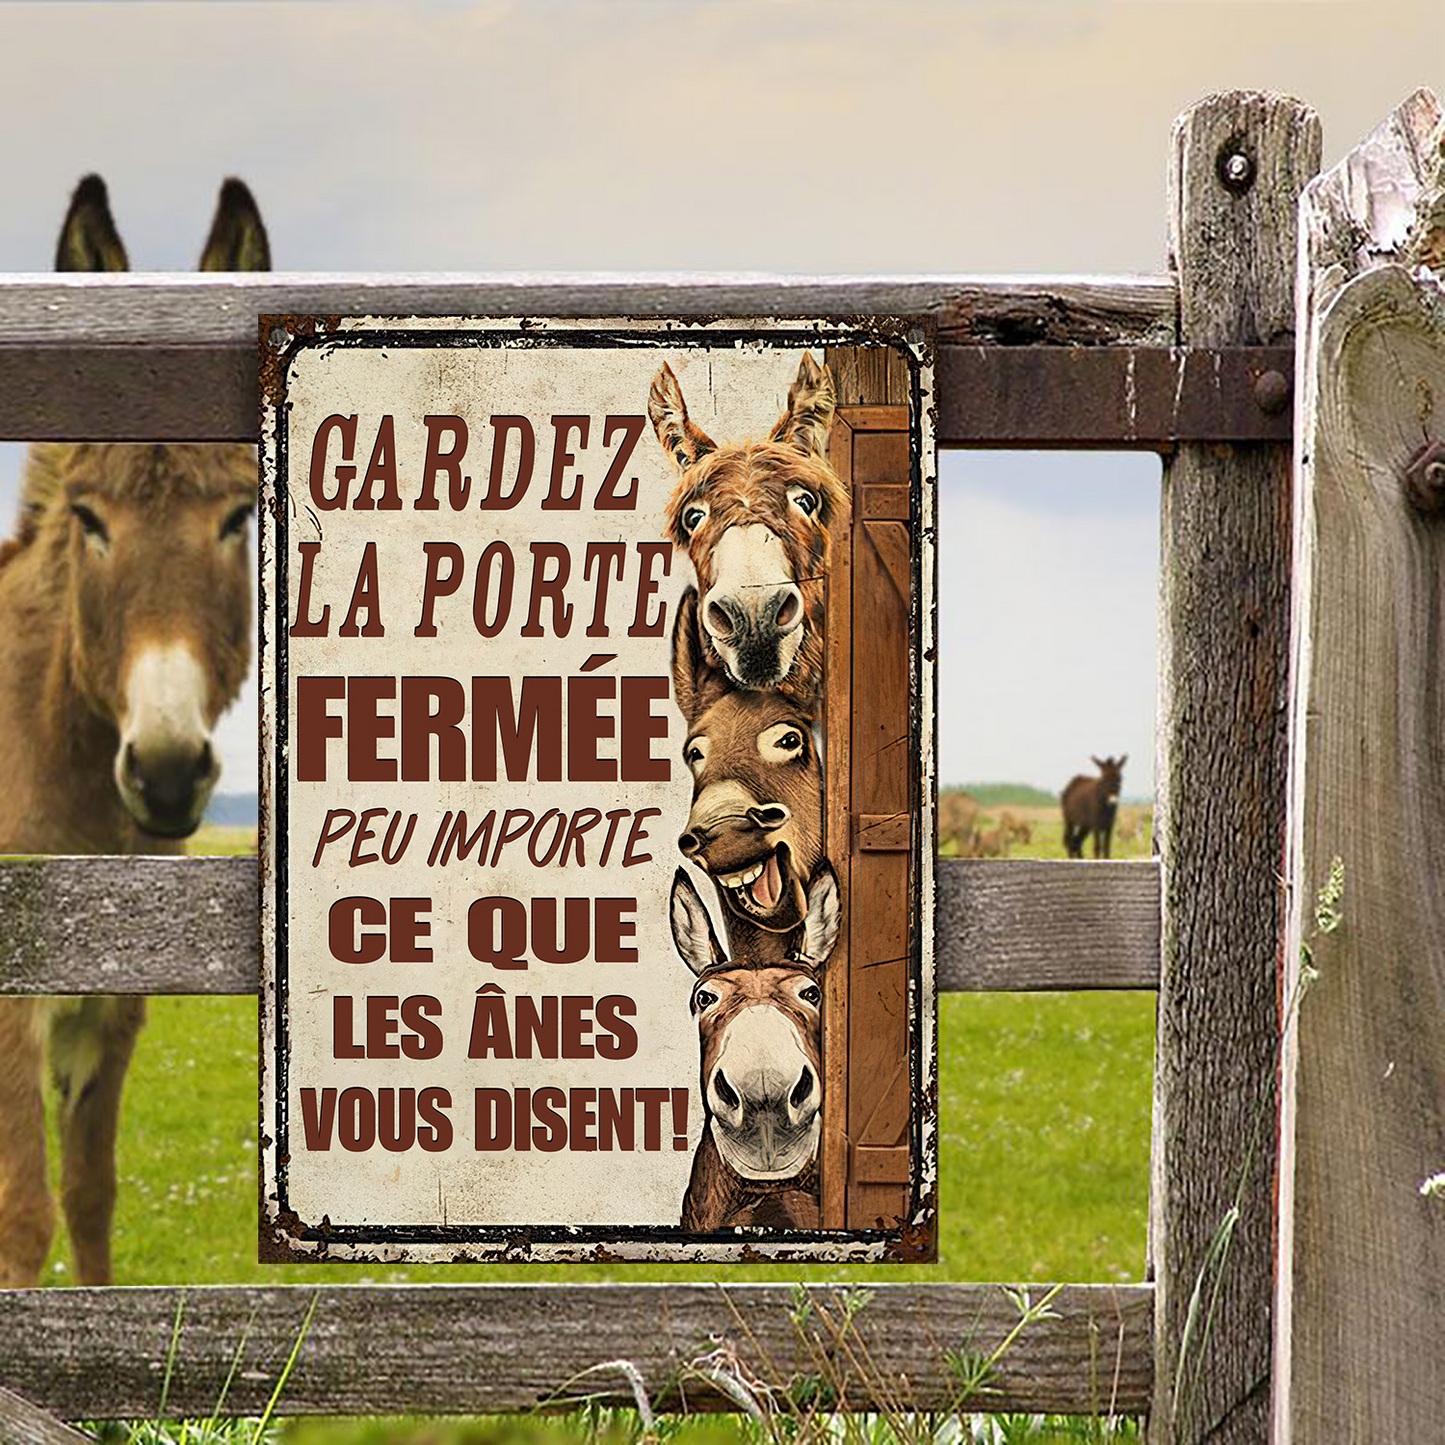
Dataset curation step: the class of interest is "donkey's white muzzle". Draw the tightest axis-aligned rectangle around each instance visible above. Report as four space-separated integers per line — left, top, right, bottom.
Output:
115 643 220 838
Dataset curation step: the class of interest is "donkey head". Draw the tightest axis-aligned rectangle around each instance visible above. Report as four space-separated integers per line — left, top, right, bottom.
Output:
650 354 847 698
670 862 840 1180
1092 754 1127 809
35 175 269 836
672 588 822 938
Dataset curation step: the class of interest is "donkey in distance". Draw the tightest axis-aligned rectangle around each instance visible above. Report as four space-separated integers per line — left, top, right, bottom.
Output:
649 353 848 705
0 175 268 1287
670 862 840 1231
1061 754 1127 859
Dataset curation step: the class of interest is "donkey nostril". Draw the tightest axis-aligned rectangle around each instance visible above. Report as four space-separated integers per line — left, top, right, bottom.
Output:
706 600 737 639
678 831 703 857
714 1069 740 1111
196 741 215 781
774 590 801 630
790 1065 814 1111
746 804 789 830
123 742 141 784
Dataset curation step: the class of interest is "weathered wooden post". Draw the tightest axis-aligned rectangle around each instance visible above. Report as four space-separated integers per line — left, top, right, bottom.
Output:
1275 88 1445 1438
1153 91 1320 1444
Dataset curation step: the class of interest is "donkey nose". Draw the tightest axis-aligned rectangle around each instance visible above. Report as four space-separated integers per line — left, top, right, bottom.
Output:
770 585 803 634
125 739 218 836
678 827 708 859
786 1063 819 1125
746 803 790 831
705 597 742 640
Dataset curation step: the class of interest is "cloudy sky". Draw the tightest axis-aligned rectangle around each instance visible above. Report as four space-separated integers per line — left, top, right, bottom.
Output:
0 0 1434 798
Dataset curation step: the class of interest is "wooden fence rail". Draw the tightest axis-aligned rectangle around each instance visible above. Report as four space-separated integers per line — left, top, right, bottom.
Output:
0 856 1159 996
0 1282 1153 1421
0 274 1292 447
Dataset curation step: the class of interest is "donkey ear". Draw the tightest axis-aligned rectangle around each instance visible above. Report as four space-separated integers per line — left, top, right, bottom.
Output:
1091 755 1105 771
649 363 716 473
672 587 732 725
199 178 271 272
769 354 836 460
795 861 842 971
1117 754 1127 769
55 175 128 273
670 869 725 976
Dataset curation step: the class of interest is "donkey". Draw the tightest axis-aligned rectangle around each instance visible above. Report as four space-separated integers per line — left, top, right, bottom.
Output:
669 862 839 1231
649 354 849 705
1061 755 1128 859
672 588 823 964
0 175 268 1288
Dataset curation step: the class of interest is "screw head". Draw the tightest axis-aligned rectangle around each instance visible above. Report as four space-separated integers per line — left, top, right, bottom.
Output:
1253 369 1291 416
1218 148 1256 194
1403 439 1445 517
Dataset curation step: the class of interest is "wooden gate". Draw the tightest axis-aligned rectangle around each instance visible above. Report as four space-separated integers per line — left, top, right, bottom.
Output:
0 88 1440 1444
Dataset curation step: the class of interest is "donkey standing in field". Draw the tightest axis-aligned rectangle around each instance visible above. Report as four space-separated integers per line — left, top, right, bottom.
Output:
0 176 268 1287
650 354 848 706
671 587 823 964
1061 754 1128 859
670 862 839 1231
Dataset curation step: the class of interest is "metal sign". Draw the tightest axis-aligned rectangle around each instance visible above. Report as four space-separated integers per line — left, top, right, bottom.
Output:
259 317 936 1261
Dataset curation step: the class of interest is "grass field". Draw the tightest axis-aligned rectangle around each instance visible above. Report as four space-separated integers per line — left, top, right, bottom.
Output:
41 811 1155 1289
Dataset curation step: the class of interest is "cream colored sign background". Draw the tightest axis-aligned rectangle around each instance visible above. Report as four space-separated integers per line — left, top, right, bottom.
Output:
275 331 823 1230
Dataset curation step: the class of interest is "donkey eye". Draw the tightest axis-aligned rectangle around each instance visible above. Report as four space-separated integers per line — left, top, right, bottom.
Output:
693 989 718 1013
220 503 255 540
799 983 822 1007
70 504 109 543
684 737 710 775
758 722 807 763
681 503 708 535
787 486 818 517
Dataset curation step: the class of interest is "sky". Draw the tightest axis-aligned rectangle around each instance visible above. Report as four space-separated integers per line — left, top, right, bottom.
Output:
0 0 1436 798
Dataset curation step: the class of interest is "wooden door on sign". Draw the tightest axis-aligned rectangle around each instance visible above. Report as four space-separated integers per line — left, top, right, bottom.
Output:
819 358 921 1235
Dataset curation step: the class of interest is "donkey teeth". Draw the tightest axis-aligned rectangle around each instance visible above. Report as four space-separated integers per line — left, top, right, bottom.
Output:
718 859 767 889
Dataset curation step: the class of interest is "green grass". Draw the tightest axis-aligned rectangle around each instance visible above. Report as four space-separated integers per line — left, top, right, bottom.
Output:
38 810 1154 1286
938 801 1153 863
954 783 1058 809
55 809 1153 1439
43 985 1152 1288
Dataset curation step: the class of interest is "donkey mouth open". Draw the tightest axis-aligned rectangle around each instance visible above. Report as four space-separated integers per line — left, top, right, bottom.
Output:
713 842 805 928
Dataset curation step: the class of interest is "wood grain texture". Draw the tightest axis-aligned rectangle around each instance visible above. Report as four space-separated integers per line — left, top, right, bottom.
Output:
0 273 1175 346
848 411 915 1234
0 1387 92 1445
0 1283 1153 1420
821 407 856 1230
938 861 1158 992
0 856 1161 995
1275 88 1445 1441
0 855 257 995
1151 91 1321 1445
0 341 1291 447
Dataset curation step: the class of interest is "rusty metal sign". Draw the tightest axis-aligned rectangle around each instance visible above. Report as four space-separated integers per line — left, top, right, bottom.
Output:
259 317 936 1261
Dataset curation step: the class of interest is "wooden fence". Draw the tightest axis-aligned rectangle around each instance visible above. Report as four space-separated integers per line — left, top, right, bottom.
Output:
0 89 1440 1443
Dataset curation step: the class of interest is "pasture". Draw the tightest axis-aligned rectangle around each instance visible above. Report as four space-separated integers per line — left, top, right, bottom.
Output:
41 811 1155 1289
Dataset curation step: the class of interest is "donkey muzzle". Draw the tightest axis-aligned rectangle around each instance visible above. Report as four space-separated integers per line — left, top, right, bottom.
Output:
115 642 220 837
121 739 219 838
702 525 806 690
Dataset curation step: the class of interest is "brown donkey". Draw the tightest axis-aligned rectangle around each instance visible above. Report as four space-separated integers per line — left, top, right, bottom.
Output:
671 588 823 964
649 354 848 705
1061 754 1128 859
0 176 268 1287
669 862 839 1231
